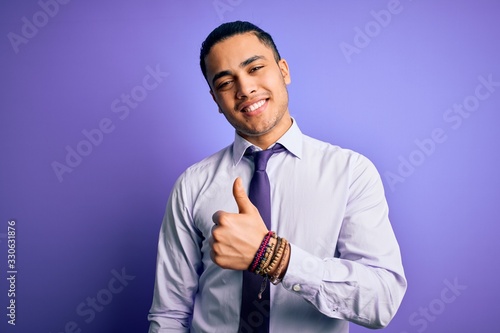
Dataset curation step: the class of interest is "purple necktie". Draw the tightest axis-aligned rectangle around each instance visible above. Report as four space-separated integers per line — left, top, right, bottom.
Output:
239 144 286 333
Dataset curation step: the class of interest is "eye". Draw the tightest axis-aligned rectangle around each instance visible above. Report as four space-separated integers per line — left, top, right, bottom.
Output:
217 80 233 90
250 66 264 73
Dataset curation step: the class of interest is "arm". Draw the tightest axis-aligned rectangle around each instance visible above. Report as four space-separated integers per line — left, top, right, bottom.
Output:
280 154 407 328
148 175 202 333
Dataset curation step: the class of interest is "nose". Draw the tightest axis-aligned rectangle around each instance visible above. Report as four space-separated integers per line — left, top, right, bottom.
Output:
235 76 256 99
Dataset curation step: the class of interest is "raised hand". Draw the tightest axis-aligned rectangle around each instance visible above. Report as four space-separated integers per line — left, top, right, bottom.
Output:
210 177 269 270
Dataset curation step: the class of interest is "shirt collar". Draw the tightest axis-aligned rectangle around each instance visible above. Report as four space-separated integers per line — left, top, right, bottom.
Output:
232 117 303 165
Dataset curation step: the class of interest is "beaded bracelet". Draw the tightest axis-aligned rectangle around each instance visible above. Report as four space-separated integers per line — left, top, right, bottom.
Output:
259 236 281 275
270 236 281 260
263 237 287 276
255 237 277 275
257 235 279 274
249 231 273 272
270 242 290 285
249 231 274 273
250 232 291 286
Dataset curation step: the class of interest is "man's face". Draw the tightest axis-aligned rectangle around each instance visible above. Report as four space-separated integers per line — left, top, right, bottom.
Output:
205 33 292 148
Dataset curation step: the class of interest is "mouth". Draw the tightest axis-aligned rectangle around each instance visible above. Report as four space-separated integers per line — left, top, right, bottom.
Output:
240 99 268 113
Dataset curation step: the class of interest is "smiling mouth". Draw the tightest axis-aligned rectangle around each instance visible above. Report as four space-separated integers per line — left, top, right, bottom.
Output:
241 99 266 112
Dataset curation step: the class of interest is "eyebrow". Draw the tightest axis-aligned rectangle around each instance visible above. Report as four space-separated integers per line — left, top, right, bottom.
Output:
211 55 267 87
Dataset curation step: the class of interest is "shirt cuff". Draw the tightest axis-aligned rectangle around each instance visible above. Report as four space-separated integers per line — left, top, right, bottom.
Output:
281 244 324 299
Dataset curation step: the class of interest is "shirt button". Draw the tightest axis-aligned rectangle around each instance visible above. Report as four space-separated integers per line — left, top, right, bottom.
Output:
292 284 301 292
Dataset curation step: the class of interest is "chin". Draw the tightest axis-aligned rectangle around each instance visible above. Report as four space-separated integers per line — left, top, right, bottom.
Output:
239 125 275 138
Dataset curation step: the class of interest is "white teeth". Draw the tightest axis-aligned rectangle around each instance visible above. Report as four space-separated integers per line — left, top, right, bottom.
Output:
243 100 265 112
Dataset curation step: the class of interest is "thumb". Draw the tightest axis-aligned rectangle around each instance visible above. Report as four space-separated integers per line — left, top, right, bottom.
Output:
233 177 254 214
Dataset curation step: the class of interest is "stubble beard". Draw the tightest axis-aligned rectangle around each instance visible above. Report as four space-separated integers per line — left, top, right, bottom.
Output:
232 84 290 139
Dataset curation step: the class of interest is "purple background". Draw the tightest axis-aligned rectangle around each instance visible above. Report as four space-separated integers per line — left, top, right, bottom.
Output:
1 1 499 332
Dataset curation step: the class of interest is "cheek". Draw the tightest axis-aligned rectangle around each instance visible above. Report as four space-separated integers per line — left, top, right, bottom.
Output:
214 92 231 105
266 72 287 89
266 76 288 98
215 93 237 112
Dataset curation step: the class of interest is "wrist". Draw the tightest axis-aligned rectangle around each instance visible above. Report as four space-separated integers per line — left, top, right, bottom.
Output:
248 231 275 273
249 231 291 285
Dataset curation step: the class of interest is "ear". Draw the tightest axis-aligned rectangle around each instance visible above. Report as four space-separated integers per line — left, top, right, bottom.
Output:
278 59 291 85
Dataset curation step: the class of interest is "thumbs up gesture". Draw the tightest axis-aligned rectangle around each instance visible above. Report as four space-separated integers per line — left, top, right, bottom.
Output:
210 177 269 270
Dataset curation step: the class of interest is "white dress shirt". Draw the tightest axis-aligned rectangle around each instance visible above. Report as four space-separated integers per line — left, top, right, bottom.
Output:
148 119 407 332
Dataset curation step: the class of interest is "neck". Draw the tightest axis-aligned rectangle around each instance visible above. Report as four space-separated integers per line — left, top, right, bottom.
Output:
241 116 293 150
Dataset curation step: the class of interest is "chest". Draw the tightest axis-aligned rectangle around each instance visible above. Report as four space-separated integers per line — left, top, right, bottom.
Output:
193 154 351 259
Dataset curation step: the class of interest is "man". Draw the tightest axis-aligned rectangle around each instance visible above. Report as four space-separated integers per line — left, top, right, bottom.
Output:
148 21 406 332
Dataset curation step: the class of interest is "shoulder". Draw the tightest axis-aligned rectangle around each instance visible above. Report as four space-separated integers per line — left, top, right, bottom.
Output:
171 144 233 193
187 144 232 173
301 133 381 181
168 144 237 213
302 134 368 164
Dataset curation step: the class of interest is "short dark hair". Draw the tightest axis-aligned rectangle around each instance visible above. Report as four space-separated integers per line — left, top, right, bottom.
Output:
199 21 281 81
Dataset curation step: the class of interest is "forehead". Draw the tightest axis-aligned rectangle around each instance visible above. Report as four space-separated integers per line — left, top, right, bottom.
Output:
205 33 273 75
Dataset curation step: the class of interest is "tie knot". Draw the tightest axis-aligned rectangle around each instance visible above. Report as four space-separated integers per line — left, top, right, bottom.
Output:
246 144 286 171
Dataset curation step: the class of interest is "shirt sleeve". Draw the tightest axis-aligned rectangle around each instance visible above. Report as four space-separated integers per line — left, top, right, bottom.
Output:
280 154 407 328
148 174 202 332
